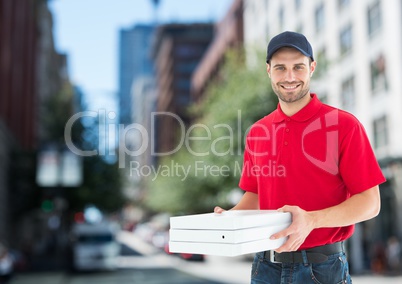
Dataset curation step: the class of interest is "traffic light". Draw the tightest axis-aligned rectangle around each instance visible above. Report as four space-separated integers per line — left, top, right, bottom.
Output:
41 199 54 212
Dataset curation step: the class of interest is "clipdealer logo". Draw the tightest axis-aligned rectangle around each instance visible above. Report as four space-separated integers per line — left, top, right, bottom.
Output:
64 110 247 168
63 109 341 177
301 109 339 175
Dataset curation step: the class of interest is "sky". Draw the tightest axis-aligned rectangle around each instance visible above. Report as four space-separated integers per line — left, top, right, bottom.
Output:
48 0 234 112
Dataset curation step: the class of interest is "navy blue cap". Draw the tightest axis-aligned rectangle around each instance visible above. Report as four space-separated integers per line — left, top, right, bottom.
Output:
266 31 314 63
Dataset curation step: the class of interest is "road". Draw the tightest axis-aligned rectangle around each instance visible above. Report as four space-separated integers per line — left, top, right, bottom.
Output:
9 231 402 284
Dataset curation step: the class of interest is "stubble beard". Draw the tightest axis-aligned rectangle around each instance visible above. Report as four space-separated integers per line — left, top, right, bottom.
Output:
273 81 310 103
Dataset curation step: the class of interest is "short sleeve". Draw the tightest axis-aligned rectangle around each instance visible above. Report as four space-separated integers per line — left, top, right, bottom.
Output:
339 122 386 195
238 135 259 193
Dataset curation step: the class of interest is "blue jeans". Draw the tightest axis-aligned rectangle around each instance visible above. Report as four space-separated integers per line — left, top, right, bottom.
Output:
251 251 352 284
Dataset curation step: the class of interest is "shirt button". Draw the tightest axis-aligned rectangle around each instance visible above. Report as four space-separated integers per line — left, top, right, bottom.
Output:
284 141 288 146
285 128 290 132
286 118 291 122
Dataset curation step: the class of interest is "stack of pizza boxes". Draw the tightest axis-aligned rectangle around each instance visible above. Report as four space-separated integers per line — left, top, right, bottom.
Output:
169 210 292 257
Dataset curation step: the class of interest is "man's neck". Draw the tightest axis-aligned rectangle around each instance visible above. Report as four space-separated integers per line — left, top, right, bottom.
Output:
279 93 312 117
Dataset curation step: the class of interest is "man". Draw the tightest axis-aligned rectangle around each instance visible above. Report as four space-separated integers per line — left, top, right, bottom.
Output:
214 31 385 283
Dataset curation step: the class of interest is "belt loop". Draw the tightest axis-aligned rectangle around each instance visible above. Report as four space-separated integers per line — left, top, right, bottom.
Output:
301 250 308 264
270 250 280 263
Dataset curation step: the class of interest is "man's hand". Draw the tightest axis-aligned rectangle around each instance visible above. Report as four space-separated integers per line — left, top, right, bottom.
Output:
269 205 316 252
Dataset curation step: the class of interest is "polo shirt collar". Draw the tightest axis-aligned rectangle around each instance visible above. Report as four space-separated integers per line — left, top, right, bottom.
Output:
272 93 322 123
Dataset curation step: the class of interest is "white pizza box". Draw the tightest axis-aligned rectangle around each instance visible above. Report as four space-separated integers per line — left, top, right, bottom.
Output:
169 237 287 257
169 223 289 244
168 210 292 257
170 210 292 230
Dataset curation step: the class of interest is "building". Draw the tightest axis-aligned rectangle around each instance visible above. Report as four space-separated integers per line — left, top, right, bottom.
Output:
117 24 156 203
0 0 38 151
191 0 244 102
0 0 42 243
0 0 71 258
243 0 402 273
132 76 157 167
118 24 155 126
151 23 214 156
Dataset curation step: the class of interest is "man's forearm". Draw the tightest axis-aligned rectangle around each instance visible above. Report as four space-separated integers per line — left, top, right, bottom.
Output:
272 186 381 252
309 186 381 229
231 191 259 210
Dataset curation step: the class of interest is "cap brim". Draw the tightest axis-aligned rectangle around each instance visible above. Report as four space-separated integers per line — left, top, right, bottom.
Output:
267 44 313 63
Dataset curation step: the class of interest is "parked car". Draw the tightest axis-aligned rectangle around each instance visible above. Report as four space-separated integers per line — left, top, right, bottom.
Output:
0 242 13 283
70 221 121 271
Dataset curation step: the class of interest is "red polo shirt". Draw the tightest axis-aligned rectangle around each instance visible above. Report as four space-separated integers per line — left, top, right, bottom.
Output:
239 94 386 249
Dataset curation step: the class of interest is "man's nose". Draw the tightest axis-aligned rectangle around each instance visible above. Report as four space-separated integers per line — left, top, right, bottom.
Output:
284 70 296 81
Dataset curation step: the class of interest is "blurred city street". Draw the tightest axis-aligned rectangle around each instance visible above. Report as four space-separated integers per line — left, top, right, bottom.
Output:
2 0 402 284
8 231 402 284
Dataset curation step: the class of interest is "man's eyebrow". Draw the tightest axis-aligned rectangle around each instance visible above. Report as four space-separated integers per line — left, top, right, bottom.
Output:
272 63 307 68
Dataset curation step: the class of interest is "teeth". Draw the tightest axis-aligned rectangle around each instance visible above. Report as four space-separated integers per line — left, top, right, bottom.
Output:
283 85 298 89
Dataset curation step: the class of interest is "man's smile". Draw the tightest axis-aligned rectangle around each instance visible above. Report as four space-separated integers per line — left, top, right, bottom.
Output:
280 83 301 90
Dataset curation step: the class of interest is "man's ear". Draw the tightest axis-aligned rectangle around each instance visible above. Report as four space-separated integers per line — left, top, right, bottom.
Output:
310 61 317 77
266 63 271 78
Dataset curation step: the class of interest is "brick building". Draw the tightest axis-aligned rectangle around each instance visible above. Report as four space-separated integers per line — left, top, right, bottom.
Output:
191 0 244 102
0 0 68 246
151 23 214 157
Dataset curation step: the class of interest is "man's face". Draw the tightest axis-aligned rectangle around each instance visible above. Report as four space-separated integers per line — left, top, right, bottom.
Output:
267 47 316 104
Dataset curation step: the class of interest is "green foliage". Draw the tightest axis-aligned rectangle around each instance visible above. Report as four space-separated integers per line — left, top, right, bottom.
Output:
41 83 125 214
64 101 125 213
145 49 278 215
66 156 124 213
41 83 75 144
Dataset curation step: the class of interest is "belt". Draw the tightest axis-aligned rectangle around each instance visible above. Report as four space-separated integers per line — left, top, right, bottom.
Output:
264 241 344 264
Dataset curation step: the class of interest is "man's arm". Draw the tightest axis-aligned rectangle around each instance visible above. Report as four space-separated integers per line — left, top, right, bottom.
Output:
271 185 381 252
214 191 259 213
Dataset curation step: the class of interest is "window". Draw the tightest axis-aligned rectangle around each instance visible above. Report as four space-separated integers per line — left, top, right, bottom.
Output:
78 234 114 244
340 25 353 55
341 76 355 111
368 0 382 36
338 0 350 11
265 0 269 10
175 79 190 90
370 54 388 92
177 62 198 73
175 45 204 57
316 48 328 75
373 116 388 149
315 3 325 33
279 6 284 29
177 93 191 105
295 0 302 10
295 24 303 34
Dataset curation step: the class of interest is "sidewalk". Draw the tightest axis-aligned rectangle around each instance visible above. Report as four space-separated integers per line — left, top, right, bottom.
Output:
119 231 402 283
10 272 66 284
352 275 402 283
11 231 402 284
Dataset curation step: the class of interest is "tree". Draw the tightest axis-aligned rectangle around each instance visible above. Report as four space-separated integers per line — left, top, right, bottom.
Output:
65 155 124 213
145 49 278 214
40 83 125 214
65 106 125 214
